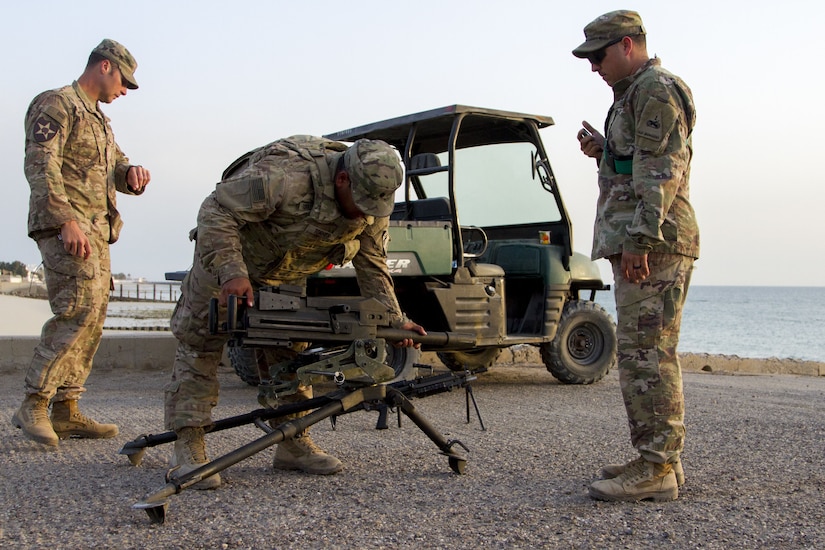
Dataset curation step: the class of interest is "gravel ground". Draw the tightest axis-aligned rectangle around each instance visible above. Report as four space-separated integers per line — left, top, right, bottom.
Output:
2 363 824 549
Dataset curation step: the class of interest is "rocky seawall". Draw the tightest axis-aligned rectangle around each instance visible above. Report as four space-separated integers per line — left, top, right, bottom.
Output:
419 347 825 377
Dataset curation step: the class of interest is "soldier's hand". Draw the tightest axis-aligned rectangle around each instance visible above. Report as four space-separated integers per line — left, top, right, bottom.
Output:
127 165 151 193
578 120 604 161
621 252 649 283
393 320 427 349
220 277 254 307
60 220 91 260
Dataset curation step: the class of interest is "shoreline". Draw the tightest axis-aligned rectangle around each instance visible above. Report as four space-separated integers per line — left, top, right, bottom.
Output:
435 348 825 378
1 291 822 377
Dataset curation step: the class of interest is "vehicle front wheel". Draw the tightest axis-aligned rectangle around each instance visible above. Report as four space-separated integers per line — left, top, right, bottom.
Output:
541 300 616 384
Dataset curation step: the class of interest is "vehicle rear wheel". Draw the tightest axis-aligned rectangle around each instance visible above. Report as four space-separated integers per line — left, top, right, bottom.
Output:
437 347 502 372
229 343 420 386
541 300 616 384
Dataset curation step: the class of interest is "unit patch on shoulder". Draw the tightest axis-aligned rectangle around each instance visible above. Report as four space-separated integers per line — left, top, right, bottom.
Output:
33 115 59 143
636 97 678 154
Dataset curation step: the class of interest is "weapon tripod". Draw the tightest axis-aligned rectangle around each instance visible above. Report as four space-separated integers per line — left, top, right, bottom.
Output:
122 366 485 524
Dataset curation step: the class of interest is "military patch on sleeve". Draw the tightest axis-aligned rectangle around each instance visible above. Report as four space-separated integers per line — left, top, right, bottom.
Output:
249 177 266 205
216 171 269 213
32 114 59 143
636 97 678 154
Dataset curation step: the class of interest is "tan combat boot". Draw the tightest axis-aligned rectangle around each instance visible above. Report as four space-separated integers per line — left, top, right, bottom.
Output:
589 457 678 502
273 430 343 475
12 395 59 446
50 399 119 439
601 456 685 487
169 426 221 490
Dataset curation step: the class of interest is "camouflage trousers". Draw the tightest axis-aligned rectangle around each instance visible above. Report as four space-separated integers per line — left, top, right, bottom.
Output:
24 232 111 402
164 257 310 431
610 252 694 464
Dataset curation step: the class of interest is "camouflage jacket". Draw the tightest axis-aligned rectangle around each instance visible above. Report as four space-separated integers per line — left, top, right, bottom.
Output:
196 135 407 325
25 81 141 244
592 58 700 260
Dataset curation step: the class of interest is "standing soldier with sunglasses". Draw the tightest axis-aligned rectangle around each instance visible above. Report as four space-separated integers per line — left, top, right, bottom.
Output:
573 10 700 502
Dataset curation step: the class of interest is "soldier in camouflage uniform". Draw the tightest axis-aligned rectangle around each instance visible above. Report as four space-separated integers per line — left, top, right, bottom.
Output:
13 39 151 447
572 11 699 501
165 135 425 489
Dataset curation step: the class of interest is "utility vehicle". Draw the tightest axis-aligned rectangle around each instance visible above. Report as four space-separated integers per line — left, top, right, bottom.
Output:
230 105 616 385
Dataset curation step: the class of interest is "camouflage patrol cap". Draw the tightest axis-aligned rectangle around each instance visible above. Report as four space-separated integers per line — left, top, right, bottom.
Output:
343 139 402 217
572 10 646 58
92 39 139 89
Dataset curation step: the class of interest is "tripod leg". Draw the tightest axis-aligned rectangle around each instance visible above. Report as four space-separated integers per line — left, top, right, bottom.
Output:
387 388 469 475
119 397 333 465
465 385 486 431
133 385 387 524
133 399 345 523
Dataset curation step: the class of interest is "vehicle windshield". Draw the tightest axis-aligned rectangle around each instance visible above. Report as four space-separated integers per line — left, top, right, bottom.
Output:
413 141 562 227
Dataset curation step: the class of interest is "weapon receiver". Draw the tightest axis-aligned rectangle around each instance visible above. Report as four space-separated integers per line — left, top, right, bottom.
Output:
209 285 478 350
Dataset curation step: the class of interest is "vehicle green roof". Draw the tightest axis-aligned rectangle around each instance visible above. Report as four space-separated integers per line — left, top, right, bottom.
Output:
325 105 555 151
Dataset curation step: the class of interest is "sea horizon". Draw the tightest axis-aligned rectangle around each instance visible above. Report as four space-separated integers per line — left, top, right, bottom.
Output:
594 285 825 363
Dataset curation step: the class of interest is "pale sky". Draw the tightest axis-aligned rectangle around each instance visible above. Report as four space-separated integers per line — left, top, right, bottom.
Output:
1 0 822 286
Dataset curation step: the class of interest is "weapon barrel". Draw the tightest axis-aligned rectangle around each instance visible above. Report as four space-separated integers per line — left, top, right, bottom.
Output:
376 328 476 348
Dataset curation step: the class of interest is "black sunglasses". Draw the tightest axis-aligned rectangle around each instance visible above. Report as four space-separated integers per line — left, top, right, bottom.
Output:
587 37 624 64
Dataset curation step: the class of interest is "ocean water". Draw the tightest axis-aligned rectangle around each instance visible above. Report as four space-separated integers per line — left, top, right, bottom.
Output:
594 286 825 362
105 301 176 330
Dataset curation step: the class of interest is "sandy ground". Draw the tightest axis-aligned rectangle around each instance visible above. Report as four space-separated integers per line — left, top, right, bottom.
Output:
2 363 825 548
2 286 825 547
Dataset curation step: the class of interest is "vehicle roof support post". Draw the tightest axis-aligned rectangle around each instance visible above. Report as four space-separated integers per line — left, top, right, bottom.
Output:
448 113 466 267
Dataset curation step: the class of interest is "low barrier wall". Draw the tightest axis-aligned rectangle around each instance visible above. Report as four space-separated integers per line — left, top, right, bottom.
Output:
2 334 823 377
0 333 179 375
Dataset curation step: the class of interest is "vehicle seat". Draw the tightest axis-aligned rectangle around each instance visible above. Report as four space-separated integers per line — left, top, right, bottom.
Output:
409 152 441 173
391 197 452 221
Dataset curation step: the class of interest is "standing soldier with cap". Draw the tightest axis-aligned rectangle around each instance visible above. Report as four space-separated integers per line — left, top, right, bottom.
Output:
12 39 151 447
165 135 425 489
572 11 699 501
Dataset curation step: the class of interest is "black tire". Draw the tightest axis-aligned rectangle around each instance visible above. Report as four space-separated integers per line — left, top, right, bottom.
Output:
228 343 420 386
541 300 616 384
437 347 502 372
228 346 275 386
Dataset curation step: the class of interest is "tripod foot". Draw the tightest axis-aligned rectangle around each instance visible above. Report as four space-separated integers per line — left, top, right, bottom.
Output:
448 455 466 475
133 489 173 524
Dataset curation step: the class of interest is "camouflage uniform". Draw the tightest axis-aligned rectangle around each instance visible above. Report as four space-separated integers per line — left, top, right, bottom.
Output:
595 57 699 464
165 135 407 430
23 74 143 403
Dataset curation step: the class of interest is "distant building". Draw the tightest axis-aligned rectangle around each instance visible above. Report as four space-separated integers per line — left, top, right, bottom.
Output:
0 272 23 283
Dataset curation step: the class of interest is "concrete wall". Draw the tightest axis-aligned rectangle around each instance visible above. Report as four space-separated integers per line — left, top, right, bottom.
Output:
0 333 179 375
